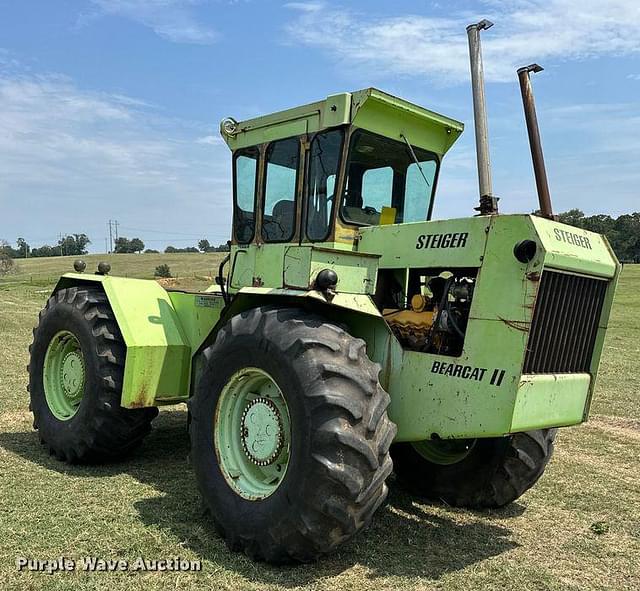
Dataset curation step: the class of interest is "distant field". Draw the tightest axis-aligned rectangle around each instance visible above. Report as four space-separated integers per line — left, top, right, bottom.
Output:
0 259 638 591
0 252 226 291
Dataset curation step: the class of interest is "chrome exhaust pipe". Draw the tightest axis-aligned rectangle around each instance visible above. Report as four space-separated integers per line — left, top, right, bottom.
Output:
517 64 554 219
467 19 498 215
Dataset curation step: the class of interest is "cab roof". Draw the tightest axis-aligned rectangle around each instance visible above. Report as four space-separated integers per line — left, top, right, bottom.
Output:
220 88 464 157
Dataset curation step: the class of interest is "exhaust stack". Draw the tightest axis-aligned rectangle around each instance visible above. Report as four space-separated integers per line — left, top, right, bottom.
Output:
517 64 554 219
467 19 498 215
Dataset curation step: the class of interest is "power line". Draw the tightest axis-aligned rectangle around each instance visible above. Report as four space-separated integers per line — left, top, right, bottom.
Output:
118 225 227 238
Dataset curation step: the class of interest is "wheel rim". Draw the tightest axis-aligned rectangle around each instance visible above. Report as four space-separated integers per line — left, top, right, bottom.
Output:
43 330 86 420
412 438 476 465
215 367 291 500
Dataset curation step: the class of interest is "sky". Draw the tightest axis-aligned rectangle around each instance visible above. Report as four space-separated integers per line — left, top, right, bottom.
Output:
0 0 639 253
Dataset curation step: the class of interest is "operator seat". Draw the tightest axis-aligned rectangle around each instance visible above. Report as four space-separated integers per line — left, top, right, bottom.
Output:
270 199 295 240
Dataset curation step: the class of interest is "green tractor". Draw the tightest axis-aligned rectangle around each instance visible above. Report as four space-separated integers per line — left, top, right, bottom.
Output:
28 22 619 563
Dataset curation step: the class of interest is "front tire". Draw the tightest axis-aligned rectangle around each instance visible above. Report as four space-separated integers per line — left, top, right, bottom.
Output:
189 306 396 563
391 429 557 508
28 287 158 463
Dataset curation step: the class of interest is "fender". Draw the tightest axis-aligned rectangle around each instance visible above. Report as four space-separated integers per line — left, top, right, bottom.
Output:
53 273 191 407
196 286 390 356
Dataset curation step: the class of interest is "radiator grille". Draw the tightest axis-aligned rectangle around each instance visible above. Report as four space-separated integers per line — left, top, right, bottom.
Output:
523 271 608 374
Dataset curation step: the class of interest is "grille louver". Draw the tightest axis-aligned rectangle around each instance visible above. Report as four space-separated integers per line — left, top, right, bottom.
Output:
523 271 607 374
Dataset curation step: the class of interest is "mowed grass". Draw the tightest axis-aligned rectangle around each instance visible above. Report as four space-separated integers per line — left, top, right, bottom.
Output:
0 256 638 591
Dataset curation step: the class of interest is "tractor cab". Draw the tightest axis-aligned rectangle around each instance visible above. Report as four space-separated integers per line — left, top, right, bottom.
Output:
221 88 463 255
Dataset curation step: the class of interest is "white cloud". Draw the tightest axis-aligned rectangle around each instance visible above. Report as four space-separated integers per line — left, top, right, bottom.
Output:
0 64 231 249
88 0 217 44
285 0 640 84
196 134 224 145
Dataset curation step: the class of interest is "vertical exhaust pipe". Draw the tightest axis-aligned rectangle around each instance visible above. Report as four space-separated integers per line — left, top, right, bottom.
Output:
467 19 498 215
517 64 554 219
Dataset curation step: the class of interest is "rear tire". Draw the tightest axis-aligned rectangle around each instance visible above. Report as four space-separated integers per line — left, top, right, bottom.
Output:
189 306 396 563
391 429 557 508
28 287 158 463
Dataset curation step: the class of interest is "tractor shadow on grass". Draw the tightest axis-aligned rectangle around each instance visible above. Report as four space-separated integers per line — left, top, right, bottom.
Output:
1 409 522 585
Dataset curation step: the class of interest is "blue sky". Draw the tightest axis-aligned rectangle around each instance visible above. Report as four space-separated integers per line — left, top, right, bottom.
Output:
0 0 638 252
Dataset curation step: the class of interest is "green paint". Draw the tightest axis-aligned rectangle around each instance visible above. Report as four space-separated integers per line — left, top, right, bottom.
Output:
43 330 85 420
510 374 592 432
229 244 379 295
54 274 195 407
215 367 291 500
168 291 225 352
221 88 463 158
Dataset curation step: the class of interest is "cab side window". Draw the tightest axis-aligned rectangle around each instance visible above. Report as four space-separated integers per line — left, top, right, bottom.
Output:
233 148 259 243
262 137 300 242
306 129 344 241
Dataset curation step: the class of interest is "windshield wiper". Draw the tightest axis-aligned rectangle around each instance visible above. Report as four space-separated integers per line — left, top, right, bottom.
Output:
400 133 431 188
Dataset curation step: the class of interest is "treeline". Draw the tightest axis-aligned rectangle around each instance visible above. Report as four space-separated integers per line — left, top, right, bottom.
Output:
0 234 90 258
555 210 640 263
1 234 230 260
160 240 229 253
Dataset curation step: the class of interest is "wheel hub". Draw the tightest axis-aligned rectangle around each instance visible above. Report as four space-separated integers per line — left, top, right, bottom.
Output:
43 330 86 421
215 367 291 500
61 351 85 400
240 397 284 466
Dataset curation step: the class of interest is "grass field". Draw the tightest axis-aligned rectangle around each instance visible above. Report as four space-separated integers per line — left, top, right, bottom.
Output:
1 254 638 591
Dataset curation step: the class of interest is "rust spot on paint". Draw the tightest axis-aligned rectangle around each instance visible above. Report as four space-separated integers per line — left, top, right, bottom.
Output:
128 400 146 408
129 382 150 407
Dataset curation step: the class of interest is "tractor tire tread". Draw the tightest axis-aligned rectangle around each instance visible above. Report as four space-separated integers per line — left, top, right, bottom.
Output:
29 287 158 464
190 305 396 563
392 428 556 508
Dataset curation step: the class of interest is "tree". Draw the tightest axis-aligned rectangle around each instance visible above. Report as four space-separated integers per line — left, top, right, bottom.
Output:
58 234 91 256
557 209 585 228
114 237 131 254
31 245 57 258
16 237 30 258
198 239 211 253
0 252 14 275
144 248 159 254
164 245 199 253
0 239 19 258
114 237 144 254
130 238 145 254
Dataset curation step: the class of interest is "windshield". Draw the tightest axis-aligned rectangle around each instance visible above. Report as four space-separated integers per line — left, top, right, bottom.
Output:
340 130 438 226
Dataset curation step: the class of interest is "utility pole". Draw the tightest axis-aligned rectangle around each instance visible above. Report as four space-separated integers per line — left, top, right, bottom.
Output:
58 233 64 256
104 237 108 254
108 220 113 253
114 220 119 242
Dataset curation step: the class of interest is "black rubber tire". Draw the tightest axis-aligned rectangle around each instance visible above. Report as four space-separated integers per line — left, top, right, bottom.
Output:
391 429 557 508
28 287 158 463
189 306 396 563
